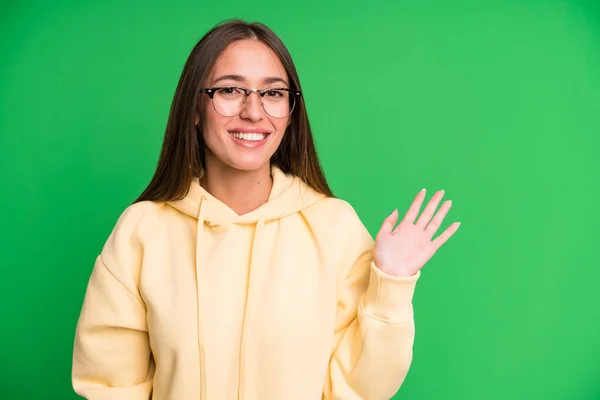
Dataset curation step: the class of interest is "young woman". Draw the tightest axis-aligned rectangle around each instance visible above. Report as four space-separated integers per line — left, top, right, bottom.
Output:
72 19 460 400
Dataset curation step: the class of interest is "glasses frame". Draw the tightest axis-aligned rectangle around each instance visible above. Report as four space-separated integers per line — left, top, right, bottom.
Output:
199 86 302 118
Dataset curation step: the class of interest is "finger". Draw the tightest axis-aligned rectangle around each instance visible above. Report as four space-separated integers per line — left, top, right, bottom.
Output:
378 208 399 237
425 200 453 238
415 189 445 229
432 222 461 249
401 189 427 224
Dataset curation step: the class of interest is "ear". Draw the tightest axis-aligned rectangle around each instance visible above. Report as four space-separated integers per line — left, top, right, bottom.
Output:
194 115 199 126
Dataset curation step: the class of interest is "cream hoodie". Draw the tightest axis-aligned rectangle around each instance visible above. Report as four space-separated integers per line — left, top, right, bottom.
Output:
72 166 420 400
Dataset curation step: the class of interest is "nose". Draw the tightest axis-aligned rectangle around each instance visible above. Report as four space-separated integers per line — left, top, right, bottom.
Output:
239 91 264 121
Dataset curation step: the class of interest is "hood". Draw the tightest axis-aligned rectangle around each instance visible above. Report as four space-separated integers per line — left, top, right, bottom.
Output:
167 166 326 227
165 167 327 379
167 166 327 347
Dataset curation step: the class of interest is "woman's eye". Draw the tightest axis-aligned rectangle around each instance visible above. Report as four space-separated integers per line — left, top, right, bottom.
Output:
266 90 283 97
218 87 241 97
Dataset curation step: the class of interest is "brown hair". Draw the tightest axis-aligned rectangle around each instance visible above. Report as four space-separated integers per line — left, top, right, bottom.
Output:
134 19 333 203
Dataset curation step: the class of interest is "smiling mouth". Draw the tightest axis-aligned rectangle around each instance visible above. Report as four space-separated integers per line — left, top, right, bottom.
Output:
229 132 269 142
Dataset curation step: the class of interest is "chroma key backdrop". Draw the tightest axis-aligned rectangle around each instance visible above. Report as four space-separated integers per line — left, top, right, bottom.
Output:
1 0 599 399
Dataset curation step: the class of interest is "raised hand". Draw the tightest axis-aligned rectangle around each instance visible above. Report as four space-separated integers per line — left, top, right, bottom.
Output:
374 189 461 277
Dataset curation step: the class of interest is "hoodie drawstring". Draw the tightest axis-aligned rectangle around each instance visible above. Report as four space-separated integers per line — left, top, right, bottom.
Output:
237 218 265 400
196 195 208 400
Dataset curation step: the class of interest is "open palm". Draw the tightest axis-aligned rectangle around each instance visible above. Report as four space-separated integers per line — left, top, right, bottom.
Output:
374 189 461 277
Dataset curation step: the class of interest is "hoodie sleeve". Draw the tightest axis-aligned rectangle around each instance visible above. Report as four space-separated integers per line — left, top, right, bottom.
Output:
323 207 420 400
72 205 155 399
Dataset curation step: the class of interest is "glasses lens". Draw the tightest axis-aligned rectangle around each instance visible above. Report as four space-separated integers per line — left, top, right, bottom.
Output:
213 87 245 116
211 88 297 118
262 89 295 118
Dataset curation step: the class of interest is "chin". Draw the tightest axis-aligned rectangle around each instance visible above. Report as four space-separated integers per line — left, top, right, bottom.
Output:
224 142 280 173
227 158 272 173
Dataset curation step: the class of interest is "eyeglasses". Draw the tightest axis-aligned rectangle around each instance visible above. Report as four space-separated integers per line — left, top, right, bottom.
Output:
199 86 302 118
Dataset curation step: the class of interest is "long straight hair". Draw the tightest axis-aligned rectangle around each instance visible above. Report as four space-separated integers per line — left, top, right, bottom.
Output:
134 19 333 203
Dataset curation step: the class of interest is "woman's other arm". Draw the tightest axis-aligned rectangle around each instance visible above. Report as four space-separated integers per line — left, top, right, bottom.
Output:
72 205 156 399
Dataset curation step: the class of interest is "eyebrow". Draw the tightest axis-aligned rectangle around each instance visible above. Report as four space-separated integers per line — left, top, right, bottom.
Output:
212 74 289 87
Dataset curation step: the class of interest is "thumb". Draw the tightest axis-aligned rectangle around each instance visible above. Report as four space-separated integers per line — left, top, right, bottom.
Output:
378 209 399 237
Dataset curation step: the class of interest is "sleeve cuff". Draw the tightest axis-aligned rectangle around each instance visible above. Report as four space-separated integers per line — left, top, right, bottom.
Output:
360 262 420 323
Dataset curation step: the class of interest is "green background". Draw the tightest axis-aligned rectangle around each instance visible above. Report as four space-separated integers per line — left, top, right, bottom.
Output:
1 0 599 399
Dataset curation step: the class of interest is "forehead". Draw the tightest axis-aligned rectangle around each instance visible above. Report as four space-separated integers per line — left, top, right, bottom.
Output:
209 39 288 85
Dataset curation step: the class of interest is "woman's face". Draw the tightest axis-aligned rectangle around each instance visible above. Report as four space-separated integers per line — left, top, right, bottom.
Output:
198 39 291 174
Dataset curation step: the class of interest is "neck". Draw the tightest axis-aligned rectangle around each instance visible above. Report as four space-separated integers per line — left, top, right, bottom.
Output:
200 160 273 216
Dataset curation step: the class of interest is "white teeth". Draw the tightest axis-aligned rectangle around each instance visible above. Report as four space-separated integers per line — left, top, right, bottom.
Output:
229 132 267 141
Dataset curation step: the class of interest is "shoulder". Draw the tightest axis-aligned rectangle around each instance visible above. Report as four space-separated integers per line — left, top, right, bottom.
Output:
301 197 376 282
303 196 360 221
304 197 367 228
112 200 164 229
106 200 166 243
302 196 375 248
100 201 165 271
